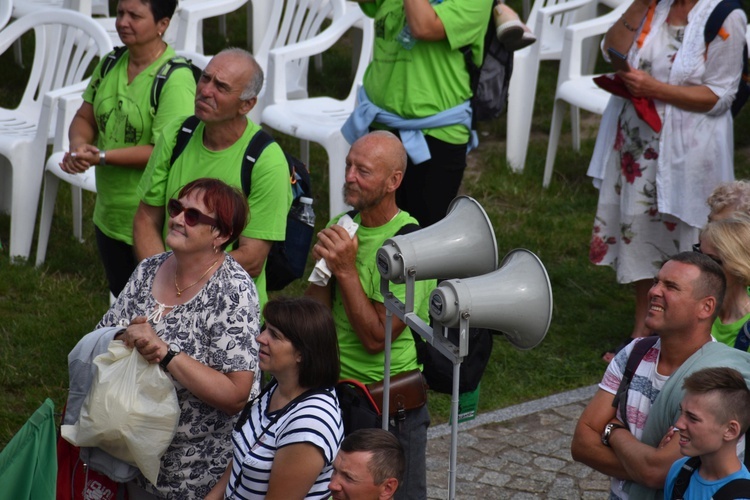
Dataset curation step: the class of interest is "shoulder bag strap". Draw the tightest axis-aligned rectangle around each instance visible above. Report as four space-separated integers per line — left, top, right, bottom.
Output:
670 456 701 499
612 336 659 424
169 115 201 167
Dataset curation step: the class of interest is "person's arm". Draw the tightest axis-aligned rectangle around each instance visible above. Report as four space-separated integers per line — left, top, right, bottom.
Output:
64 101 157 170
571 389 633 480
608 417 682 489
404 0 446 40
265 443 326 499
313 225 408 353
121 317 254 415
230 236 272 278
617 69 719 112
205 461 232 500
305 281 332 310
603 0 652 55
133 201 167 261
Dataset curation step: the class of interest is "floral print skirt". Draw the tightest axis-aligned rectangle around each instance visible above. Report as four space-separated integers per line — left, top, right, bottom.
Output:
589 102 698 284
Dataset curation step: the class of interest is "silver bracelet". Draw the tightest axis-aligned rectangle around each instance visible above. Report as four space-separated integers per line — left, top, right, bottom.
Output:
621 15 640 32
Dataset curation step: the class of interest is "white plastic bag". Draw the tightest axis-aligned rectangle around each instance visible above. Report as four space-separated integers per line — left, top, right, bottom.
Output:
62 340 179 485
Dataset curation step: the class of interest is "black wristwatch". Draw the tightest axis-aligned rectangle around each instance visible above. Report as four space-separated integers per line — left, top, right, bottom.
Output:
601 422 628 447
160 342 181 371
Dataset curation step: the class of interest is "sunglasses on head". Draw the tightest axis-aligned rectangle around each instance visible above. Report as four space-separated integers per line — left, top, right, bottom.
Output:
692 243 722 266
167 198 217 227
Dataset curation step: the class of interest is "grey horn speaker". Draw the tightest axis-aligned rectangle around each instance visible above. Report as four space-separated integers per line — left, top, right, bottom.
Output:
429 249 553 350
376 196 498 284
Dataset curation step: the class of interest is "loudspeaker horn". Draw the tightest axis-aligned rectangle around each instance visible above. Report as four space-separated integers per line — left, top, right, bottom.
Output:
377 196 498 284
429 249 553 350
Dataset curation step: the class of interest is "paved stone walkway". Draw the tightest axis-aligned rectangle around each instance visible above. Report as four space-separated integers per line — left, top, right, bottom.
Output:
425 385 610 499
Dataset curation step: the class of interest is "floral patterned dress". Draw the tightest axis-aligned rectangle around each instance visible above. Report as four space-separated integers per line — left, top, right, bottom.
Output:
97 252 260 498
590 23 700 283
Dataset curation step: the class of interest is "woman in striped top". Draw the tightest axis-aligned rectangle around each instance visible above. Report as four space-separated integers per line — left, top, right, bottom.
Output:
208 297 344 499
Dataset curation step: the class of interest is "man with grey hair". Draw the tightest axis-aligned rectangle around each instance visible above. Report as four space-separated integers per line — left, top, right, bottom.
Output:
134 48 291 311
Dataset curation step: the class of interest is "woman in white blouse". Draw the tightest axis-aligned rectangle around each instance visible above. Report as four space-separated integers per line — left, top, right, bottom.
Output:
589 0 747 362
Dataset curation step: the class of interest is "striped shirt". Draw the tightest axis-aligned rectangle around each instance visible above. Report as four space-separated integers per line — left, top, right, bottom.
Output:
226 385 343 499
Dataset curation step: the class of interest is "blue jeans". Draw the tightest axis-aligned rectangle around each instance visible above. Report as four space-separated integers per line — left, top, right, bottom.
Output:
390 403 430 500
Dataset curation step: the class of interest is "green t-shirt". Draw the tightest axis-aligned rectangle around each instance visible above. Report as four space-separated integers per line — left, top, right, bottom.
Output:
712 312 750 351
360 0 492 144
329 210 436 383
137 117 292 312
85 46 196 244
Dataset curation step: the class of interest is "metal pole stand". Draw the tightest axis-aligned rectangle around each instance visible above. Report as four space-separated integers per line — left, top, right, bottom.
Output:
380 274 469 500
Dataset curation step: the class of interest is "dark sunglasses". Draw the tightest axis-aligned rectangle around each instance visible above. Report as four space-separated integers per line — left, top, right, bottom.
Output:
167 199 217 227
692 243 722 266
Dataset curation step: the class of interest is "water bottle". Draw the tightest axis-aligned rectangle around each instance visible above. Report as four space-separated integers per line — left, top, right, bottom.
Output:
296 196 315 227
397 0 443 50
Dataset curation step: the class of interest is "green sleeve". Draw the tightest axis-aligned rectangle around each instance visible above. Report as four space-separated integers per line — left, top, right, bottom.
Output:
137 116 186 206
82 56 108 105
150 67 196 144
243 141 292 241
435 0 493 57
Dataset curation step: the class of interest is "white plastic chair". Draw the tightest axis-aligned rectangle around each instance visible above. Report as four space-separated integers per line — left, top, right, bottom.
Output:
505 0 599 173
0 0 11 30
35 89 92 266
0 9 112 260
542 4 627 187
12 0 109 17
261 6 373 218
249 0 348 124
35 50 209 267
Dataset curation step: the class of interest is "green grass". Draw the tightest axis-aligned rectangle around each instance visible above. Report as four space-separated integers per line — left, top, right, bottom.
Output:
2 3 750 445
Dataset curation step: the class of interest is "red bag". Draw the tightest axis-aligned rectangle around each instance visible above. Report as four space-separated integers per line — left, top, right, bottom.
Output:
56 405 126 500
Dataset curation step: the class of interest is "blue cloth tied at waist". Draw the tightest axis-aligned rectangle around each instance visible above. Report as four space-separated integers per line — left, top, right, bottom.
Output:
341 87 478 164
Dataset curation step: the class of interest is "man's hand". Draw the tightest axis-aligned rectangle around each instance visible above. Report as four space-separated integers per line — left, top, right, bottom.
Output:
312 225 359 278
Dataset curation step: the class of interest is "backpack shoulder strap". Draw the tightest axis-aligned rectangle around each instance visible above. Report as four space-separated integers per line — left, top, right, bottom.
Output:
99 46 128 80
611 336 659 424
151 56 202 113
670 456 701 500
240 129 277 198
704 0 743 45
169 115 201 167
734 319 750 351
712 478 750 500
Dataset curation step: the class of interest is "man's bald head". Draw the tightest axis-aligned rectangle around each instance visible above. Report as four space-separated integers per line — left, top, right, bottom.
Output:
352 131 407 176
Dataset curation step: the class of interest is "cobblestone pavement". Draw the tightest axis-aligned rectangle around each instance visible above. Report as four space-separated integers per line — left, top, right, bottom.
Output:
425 385 610 499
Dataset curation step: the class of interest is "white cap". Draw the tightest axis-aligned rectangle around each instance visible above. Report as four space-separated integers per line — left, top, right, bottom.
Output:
300 196 313 204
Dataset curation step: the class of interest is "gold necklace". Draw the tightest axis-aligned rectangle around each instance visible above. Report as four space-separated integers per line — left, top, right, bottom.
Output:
174 257 220 297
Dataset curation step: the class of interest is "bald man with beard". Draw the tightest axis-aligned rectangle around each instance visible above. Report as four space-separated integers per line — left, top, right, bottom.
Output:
306 131 434 499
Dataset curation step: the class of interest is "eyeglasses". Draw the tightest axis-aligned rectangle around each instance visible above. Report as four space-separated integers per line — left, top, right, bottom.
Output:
692 243 723 266
167 199 217 227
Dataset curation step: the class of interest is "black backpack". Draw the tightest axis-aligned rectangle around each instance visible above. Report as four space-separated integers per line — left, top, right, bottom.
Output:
170 116 314 291
461 0 514 126
670 456 750 499
99 46 202 115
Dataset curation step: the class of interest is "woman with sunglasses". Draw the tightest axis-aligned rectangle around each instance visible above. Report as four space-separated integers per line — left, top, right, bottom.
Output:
697 214 750 352
97 178 260 498
207 297 344 500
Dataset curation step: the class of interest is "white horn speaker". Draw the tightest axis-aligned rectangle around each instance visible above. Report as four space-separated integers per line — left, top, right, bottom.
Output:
429 249 553 350
376 196 498 284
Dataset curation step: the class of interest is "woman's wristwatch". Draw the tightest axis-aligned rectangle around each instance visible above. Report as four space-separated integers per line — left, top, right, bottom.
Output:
160 342 182 371
99 150 107 166
601 422 628 447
